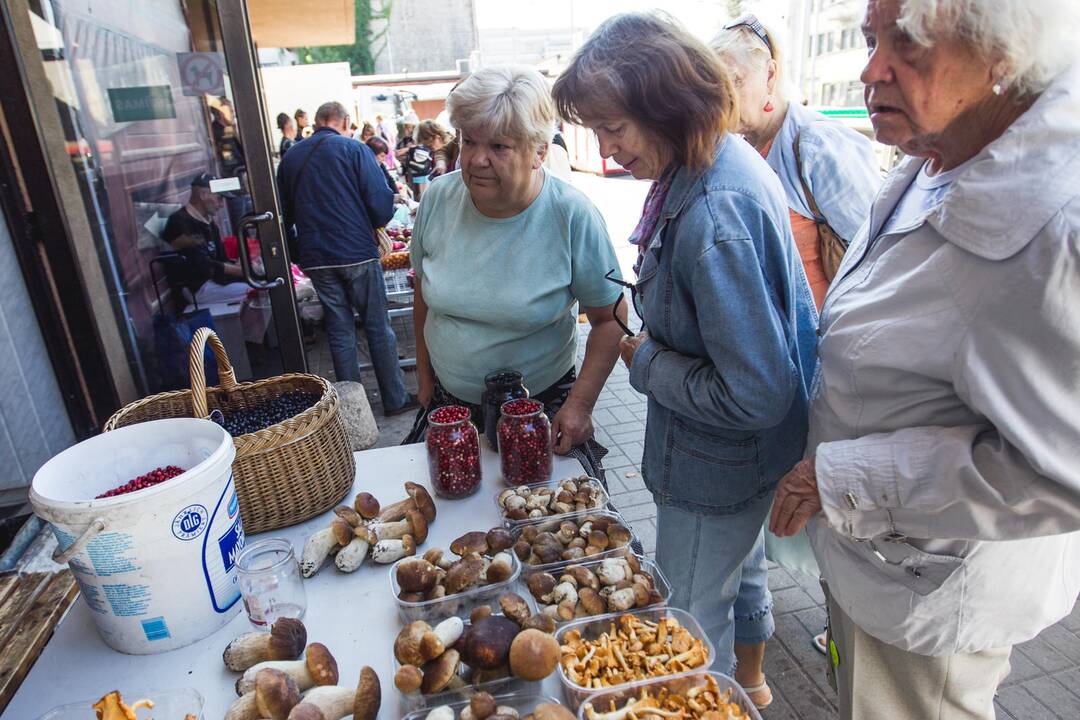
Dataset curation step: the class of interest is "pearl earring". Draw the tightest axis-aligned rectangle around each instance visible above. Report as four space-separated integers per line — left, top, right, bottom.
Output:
992 82 1003 96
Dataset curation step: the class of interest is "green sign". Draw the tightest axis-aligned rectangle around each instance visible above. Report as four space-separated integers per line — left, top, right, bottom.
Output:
108 85 176 122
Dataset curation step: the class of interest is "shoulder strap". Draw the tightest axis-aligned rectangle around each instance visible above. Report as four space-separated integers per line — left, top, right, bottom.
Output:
286 134 332 222
793 127 825 223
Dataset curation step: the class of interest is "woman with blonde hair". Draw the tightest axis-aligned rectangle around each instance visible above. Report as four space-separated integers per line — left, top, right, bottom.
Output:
713 15 881 309
554 12 817 709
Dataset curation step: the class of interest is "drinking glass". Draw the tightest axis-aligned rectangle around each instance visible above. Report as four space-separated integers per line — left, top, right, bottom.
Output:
236 538 306 629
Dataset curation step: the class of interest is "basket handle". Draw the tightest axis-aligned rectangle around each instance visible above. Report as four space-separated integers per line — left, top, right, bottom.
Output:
190 327 238 418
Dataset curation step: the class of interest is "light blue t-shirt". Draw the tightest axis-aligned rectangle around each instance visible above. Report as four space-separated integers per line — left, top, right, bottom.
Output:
411 169 622 403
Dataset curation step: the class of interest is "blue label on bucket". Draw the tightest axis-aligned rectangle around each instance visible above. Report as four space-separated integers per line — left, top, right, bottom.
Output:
227 492 239 518
201 475 243 614
171 504 209 541
141 616 171 641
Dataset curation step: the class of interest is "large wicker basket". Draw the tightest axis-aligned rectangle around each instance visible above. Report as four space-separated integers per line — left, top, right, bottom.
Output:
104 328 354 534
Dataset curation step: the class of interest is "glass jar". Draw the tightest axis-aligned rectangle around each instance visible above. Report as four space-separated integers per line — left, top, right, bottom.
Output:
426 405 483 498
480 369 529 450
236 538 307 629
497 398 553 486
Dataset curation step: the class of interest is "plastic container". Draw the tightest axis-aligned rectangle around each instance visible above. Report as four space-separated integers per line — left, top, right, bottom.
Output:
521 554 673 626
390 552 526 623
556 607 716 711
426 406 482 499
577 671 762 720
30 418 243 655
402 691 562 720
497 399 553 486
510 509 637 575
494 477 610 528
37 687 204 719
393 647 540 712
481 370 529 450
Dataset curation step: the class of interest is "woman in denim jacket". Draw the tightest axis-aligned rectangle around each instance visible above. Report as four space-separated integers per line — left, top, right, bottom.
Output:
554 12 817 710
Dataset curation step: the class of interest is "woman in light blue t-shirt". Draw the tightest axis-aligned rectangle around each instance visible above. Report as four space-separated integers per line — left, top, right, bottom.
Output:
409 65 627 470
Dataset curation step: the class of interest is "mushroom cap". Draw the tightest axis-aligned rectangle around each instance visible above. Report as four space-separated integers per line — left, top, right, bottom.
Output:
522 613 557 634
578 587 606 616
407 483 437 522
450 530 489 557
499 592 531 627
508 629 560 681
354 525 377 544
470 605 493 624
333 505 362 527
394 664 423 693
607 524 632 547
395 621 433 666
255 668 301 719
304 643 339 686
402 534 417 556
531 703 575 720
565 565 599 591
421 648 461 694
485 527 514 553
445 553 484 594
286 703 324 720
404 509 430 544
396 557 439 593
485 552 515 584
353 665 381 720
423 548 446 567
354 492 380 519
268 617 307 660
526 572 557 601
470 691 498 720
464 615 520 670
331 517 354 546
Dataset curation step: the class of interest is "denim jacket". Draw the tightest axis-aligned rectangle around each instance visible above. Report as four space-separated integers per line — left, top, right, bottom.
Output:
629 137 818 515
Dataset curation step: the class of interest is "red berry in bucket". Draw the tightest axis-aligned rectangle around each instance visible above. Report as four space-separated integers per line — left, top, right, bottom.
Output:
426 406 482 498
96 465 186 499
497 398 553 486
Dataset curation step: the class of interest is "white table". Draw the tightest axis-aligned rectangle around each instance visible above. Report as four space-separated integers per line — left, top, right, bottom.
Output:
4 444 581 719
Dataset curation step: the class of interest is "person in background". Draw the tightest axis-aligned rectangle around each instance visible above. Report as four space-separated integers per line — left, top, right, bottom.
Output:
410 65 625 478
713 15 880 310
294 108 310 140
405 120 446 198
376 113 399 170
431 126 459 179
278 101 418 416
355 121 376 143
366 135 405 202
553 12 817 710
769 1 1080 718
395 112 419 165
277 112 297 156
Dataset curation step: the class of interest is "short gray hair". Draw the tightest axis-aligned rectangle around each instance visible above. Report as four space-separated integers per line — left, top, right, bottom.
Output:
315 101 348 125
447 66 554 149
898 0 1080 95
710 22 789 100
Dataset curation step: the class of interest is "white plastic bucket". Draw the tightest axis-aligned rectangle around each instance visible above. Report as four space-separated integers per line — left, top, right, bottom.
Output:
30 418 245 654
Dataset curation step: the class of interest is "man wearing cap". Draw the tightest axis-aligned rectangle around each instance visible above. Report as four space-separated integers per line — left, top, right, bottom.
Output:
278 101 417 415
162 173 244 301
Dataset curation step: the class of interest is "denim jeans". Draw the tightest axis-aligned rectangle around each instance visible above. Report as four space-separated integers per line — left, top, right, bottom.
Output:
306 261 408 411
655 494 775 675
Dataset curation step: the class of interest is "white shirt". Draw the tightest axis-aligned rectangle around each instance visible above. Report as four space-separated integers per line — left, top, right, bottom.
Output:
878 156 976 238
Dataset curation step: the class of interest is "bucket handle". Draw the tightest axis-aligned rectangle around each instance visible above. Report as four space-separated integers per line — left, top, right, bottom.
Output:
52 517 106 564
190 327 239 419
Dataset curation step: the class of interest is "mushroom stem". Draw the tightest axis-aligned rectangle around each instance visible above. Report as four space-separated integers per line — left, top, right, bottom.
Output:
300 526 340 577
335 527 376 573
371 534 416 564
224 692 257 720
236 643 338 695
286 666 380 720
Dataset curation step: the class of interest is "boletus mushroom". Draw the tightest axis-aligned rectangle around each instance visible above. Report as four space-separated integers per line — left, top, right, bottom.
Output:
286 665 380 720
371 534 417 564
336 526 377 573
508 628 559 681
463 615 519 670
223 617 307 672
396 557 440 593
375 508 430 543
300 519 353 577
353 491 380 520
236 642 338 695
225 668 300 720
377 482 436 524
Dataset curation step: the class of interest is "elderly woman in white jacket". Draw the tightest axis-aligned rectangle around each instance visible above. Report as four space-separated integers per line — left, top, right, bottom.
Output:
770 1 1080 718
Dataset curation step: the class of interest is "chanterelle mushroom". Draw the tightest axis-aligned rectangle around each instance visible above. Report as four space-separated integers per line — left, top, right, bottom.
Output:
223 617 307 672
92 692 153 720
286 665 380 720
236 642 339 695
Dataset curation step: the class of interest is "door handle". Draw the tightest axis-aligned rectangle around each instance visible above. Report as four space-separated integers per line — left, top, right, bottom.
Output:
236 211 286 290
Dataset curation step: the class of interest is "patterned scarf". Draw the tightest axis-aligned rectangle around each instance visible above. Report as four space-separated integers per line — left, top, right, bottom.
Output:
628 165 678 274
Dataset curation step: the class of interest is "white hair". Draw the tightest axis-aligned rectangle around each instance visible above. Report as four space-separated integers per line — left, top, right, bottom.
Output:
447 65 555 149
898 0 1080 95
710 23 791 101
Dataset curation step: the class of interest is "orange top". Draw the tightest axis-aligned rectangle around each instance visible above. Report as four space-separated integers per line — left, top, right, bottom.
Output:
759 136 829 310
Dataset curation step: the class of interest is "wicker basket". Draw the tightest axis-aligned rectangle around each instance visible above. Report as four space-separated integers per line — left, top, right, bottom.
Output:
104 328 354 534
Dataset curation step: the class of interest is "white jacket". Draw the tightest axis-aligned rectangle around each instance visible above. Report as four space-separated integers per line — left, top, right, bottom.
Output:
807 64 1080 656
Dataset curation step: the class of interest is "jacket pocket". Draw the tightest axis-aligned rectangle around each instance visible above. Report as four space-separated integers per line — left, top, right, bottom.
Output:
662 417 766 512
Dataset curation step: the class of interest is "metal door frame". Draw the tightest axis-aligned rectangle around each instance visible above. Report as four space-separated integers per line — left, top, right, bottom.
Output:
217 2 307 373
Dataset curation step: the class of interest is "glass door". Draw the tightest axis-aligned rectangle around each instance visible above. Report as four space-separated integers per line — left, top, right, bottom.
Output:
15 0 305 397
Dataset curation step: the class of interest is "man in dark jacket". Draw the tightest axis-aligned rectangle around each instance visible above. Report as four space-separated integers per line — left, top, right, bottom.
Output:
278 101 416 415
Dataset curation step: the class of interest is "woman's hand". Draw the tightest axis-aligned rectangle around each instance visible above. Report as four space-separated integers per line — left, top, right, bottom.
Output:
417 373 435 409
551 399 594 455
619 331 648 369
769 457 823 536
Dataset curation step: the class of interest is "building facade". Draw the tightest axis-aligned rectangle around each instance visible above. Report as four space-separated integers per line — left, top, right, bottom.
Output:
371 0 478 75
787 0 867 107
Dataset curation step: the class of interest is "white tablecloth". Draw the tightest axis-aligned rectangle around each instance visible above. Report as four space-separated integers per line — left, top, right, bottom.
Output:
4 444 582 719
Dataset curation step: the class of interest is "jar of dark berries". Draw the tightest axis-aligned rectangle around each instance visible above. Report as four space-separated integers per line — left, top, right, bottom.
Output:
426 405 482 498
480 369 529 451
497 398 552 486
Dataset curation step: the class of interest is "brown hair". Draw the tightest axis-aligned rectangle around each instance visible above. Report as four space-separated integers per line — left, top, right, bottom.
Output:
415 119 446 145
552 12 737 172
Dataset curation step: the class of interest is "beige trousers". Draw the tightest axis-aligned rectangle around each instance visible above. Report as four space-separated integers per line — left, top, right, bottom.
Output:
827 593 1012 720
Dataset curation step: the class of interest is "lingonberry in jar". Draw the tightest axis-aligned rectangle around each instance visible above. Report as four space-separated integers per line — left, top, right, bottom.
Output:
497 398 552 486
426 405 482 498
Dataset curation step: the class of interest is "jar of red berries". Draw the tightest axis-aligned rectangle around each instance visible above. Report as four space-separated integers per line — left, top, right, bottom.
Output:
497 398 553 486
426 405 482 498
